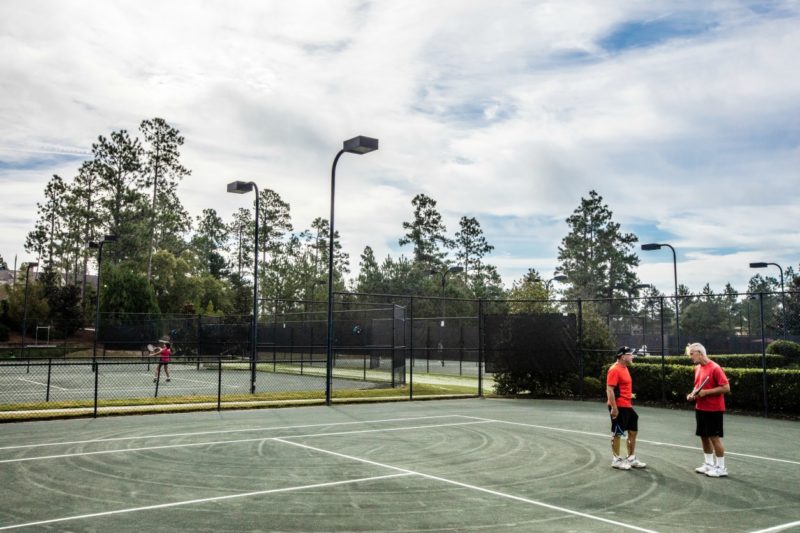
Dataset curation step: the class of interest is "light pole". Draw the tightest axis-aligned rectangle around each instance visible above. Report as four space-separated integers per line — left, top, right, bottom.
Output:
326 136 379 405
89 235 117 369
750 262 786 338
545 274 568 292
228 181 260 393
642 243 679 353
21 262 39 357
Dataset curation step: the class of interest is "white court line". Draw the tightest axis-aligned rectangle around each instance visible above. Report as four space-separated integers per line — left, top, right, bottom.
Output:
464 416 800 466
750 519 800 533
274 437 657 533
0 414 464 451
4 384 243 396
0 420 493 464
167 377 216 384
0 472 412 531
16 378 68 391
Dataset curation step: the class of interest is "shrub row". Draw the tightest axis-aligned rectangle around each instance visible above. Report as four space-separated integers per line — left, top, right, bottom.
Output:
618 363 800 414
634 353 788 368
767 340 800 361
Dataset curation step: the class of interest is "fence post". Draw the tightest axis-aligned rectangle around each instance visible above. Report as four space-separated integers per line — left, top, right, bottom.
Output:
391 309 396 388
478 299 484 398
93 361 99 418
577 298 583 399
459 323 464 377
759 292 768 417
409 296 414 400
46 358 52 402
217 355 222 411
660 296 666 406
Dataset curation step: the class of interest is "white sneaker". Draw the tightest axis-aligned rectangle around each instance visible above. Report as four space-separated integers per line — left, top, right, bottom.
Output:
612 457 631 470
705 466 728 478
627 456 647 469
695 463 714 474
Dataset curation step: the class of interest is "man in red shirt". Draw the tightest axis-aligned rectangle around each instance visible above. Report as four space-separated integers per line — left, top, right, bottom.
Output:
606 346 646 470
686 342 730 477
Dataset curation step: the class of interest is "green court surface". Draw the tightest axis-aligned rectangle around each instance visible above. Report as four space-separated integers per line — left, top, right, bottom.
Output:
0 399 798 532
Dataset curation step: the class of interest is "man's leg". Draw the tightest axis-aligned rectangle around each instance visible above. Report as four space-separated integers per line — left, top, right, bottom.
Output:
626 430 637 456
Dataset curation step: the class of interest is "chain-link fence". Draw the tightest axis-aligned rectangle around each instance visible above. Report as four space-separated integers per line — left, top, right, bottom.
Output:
1 290 796 419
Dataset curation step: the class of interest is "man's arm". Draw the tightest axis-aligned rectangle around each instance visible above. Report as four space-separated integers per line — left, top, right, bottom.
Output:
697 383 730 398
606 385 618 417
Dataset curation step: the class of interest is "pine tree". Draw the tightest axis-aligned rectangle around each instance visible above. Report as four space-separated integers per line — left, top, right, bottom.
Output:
454 216 494 285
557 190 640 302
399 193 451 265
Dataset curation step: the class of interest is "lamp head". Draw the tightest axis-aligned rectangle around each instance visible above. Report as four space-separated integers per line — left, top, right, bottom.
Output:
227 181 255 194
448 266 464 274
641 243 662 251
749 262 768 268
27 262 39 268
343 136 379 155
103 234 117 242
88 242 100 249
552 274 568 283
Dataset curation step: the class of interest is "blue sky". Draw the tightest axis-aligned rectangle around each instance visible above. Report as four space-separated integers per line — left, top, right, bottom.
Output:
1 1 798 295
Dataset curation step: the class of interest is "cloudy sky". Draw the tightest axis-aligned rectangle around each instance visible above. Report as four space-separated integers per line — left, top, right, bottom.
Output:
1 1 798 295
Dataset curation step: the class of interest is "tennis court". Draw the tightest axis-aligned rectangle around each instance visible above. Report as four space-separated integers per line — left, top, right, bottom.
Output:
1 398 798 531
0 358 386 404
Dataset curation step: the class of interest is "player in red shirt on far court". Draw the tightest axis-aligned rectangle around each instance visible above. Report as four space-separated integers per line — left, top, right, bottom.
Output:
686 342 730 478
151 341 171 383
606 346 646 471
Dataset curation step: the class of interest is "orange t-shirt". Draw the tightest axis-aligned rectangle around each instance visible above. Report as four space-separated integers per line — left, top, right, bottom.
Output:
607 362 633 408
694 360 728 412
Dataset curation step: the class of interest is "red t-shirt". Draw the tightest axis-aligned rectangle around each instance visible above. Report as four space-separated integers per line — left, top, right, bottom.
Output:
694 360 728 412
160 347 171 363
607 362 633 408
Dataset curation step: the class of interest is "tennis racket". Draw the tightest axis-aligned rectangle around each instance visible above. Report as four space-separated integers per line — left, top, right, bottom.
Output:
690 375 710 397
147 344 157 353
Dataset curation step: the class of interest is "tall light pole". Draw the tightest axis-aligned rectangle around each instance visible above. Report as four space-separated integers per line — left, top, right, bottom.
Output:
326 136 379 405
750 262 786 338
642 243 679 352
21 262 39 358
89 235 117 369
228 181 260 393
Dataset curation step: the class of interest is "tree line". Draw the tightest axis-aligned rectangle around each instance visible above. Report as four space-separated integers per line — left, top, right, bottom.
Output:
1 119 797 343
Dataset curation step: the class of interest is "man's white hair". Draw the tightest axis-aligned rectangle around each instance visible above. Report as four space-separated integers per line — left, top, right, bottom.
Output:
687 342 706 357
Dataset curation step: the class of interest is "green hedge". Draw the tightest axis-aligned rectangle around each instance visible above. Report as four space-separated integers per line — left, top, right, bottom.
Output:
767 340 800 361
634 353 789 368
613 363 800 414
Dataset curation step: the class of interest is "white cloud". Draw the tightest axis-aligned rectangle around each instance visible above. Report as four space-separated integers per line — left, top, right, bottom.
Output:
1 0 798 295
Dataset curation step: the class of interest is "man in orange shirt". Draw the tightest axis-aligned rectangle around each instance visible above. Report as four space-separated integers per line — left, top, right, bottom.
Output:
606 346 646 470
686 342 730 477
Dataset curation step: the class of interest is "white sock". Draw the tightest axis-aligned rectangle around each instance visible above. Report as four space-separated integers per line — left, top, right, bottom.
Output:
716 456 725 469
704 453 714 465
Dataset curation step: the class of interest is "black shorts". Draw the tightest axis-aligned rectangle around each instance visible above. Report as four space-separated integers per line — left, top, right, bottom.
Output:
609 406 638 436
695 410 724 438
